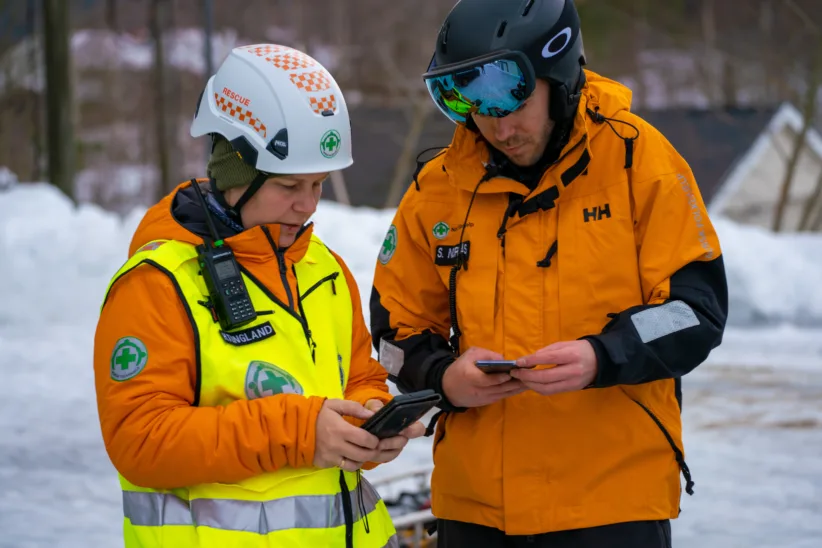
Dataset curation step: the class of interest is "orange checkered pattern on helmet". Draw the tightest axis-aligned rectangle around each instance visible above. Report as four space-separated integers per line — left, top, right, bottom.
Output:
239 44 316 70
239 44 288 57
289 71 332 93
236 45 338 115
214 93 268 138
309 95 338 115
266 51 317 71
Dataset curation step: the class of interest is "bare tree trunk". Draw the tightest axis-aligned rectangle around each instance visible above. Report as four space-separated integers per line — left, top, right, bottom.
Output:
27 0 43 181
165 2 181 192
760 0 778 103
42 0 75 200
328 170 351 206
811 201 822 231
331 0 351 83
203 0 214 77
799 168 822 230
630 0 649 109
326 1 352 205
772 46 822 231
150 0 172 201
700 0 719 105
290 0 306 51
202 0 214 162
721 57 737 107
92 0 118 209
384 100 432 208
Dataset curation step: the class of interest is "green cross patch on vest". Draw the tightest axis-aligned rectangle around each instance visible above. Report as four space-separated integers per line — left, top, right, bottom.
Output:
245 361 304 398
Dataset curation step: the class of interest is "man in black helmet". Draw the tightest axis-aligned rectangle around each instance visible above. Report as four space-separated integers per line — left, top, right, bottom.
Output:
370 0 728 546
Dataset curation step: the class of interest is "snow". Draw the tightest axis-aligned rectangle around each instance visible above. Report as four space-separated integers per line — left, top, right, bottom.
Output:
0 167 18 191
1 183 821 547
714 217 822 327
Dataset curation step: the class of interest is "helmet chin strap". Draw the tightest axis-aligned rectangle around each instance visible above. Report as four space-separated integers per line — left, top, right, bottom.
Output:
548 65 586 125
209 171 270 226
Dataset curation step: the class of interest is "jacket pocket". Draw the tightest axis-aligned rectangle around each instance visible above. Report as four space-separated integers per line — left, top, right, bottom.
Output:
299 272 340 300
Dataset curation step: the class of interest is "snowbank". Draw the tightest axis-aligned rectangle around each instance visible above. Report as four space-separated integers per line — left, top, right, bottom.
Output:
1 183 821 328
0 167 18 191
713 217 822 327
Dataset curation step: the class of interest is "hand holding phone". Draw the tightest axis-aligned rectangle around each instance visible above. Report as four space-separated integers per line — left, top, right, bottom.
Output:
360 390 441 439
440 347 528 408
475 359 533 374
475 359 517 373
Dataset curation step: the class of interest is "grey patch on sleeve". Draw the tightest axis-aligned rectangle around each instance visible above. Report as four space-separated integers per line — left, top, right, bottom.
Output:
379 338 405 376
630 300 700 343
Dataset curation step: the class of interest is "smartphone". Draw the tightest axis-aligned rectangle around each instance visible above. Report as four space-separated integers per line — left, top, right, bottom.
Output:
361 389 442 439
475 359 520 373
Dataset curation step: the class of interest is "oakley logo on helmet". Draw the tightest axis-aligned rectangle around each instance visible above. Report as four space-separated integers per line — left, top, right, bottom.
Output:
542 27 572 58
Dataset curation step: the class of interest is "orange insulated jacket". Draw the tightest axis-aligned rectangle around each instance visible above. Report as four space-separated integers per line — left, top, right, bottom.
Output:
370 71 728 535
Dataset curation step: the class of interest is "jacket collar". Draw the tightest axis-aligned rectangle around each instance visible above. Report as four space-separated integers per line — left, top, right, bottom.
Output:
441 80 608 199
128 179 314 266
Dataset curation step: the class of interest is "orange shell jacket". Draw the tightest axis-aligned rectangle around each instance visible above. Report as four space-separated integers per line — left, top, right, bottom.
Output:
94 181 392 489
370 71 728 534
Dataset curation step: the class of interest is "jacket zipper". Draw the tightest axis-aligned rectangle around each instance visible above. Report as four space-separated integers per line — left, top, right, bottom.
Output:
275 250 295 310
260 225 317 362
625 393 695 495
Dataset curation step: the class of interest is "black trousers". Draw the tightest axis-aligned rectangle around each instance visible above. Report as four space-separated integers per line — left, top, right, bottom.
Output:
435 519 672 548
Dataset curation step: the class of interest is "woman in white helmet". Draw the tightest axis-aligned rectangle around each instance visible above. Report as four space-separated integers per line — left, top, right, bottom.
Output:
93 44 417 547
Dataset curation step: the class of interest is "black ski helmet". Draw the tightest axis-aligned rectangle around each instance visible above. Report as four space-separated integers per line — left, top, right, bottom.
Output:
428 0 587 125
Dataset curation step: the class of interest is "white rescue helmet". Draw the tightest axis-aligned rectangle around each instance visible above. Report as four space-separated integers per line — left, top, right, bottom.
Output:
191 44 352 174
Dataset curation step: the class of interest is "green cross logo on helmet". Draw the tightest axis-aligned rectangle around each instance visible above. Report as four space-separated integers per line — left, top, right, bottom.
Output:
320 129 342 158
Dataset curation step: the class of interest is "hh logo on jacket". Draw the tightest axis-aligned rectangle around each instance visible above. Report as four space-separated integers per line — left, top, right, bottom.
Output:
583 203 611 222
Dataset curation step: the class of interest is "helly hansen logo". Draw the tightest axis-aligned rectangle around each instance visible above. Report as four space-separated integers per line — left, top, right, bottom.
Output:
583 204 611 223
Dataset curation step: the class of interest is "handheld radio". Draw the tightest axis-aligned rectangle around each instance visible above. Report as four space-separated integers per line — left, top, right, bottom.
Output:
192 180 257 330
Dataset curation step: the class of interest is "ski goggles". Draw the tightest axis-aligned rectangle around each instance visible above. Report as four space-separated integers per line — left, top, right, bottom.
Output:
423 50 536 124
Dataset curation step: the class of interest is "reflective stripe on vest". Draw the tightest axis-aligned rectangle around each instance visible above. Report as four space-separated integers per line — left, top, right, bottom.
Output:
104 236 397 547
123 478 381 531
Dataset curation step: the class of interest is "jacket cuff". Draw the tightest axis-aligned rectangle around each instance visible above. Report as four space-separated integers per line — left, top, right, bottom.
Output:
581 335 620 388
424 351 466 413
292 395 327 469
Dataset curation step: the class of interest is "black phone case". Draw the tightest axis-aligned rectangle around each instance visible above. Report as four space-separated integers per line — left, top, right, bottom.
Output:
361 390 441 439
475 361 518 373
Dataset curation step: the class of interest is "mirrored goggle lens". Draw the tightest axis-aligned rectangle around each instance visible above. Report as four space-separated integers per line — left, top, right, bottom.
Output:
424 58 528 124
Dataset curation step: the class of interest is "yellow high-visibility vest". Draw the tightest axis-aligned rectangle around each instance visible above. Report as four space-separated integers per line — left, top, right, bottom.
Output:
104 237 397 548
